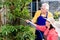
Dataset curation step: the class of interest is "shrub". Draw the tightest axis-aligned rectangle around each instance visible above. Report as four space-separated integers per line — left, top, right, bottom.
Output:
0 25 35 40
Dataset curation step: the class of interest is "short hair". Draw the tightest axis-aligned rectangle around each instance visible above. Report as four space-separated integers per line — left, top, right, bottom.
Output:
42 3 49 11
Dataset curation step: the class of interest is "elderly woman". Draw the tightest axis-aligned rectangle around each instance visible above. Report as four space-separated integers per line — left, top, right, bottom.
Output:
31 3 53 40
26 18 58 40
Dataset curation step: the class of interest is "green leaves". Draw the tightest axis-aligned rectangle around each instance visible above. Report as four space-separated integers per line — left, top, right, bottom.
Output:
1 24 16 36
21 7 30 19
15 25 35 40
0 25 35 40
0 0 35 40
0 0 3 9
4 0 31 24
54 11 60 19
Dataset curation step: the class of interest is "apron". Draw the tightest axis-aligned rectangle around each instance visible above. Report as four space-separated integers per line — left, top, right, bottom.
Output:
35 12 48 40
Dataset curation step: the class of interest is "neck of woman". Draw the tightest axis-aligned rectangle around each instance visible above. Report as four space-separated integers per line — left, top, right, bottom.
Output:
41 13 46 17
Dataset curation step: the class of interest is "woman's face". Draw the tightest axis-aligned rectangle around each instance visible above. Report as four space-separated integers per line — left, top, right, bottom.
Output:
46 21 50 28
41 5 47 14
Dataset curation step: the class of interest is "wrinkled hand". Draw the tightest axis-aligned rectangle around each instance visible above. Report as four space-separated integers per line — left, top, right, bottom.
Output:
25 20 30 23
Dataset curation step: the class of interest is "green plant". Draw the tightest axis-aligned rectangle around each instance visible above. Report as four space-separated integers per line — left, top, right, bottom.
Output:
0 0 35 40
54 11 60 19
0 0 3 9
4 0 32 25
0 25 35 40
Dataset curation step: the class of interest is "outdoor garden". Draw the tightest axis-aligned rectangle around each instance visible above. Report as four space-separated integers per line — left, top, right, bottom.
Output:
0 0 35 40
0 0 60 40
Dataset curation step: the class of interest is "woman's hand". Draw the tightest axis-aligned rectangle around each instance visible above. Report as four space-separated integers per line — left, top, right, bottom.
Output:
25 20 30 23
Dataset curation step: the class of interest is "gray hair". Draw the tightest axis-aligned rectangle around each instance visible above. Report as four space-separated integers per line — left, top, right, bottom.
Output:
42 3 49 11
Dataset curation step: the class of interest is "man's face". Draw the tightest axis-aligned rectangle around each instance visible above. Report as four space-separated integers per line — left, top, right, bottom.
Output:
41 5 47 14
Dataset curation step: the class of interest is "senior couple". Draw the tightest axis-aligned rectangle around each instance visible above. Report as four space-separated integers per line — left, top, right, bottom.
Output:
26 3 59 40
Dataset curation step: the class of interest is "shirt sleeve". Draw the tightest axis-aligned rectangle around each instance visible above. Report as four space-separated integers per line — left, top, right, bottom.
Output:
36 25 46 32
32 10 41 23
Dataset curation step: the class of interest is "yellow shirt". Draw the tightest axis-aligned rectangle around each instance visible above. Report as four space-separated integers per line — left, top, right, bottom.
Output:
32 10 53 23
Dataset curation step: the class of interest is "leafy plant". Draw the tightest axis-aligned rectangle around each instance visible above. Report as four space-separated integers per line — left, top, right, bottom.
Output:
0 25 35 40
54 11 60 19
4 0 32 25
0 0 3 9
0 0 35 40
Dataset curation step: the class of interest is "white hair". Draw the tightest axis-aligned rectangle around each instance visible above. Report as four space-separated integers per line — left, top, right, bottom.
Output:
42 3 49 11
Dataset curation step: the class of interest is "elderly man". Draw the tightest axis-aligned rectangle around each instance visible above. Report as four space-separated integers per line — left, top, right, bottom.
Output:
32 3 53 40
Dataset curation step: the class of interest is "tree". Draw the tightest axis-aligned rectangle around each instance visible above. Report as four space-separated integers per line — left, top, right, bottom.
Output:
0 0 35 40
4 0 32 25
